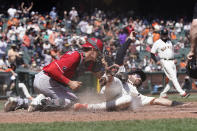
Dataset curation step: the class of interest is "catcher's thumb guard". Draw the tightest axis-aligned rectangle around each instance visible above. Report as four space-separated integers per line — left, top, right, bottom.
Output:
186 58 197 79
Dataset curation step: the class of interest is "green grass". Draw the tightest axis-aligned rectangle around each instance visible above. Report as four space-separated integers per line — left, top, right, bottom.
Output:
168 93 197 102
151 92 197 102
0 119 197 131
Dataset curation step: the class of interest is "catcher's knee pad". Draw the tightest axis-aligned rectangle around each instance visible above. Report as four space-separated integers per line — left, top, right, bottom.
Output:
41 98 69 111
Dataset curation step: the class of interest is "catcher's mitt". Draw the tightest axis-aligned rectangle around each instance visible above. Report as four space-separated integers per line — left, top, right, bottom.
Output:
115 72 128 84
106 64 119 76
99 77 107 87
186 58 197 79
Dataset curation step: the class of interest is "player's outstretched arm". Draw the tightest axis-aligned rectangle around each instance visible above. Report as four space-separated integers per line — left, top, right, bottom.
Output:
115 31 136 65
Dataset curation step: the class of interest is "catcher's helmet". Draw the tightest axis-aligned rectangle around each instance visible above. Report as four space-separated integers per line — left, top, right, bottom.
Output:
186 58 197 79
82 38 103 52
127 69 146 82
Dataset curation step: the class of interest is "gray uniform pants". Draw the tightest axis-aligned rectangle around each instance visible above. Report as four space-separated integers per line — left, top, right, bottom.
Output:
33 71 78 108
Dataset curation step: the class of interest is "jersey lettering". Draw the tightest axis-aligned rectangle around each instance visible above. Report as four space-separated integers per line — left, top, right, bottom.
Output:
161 46 172 51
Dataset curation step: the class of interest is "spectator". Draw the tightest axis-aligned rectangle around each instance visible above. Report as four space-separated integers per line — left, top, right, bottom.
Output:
15 51 26 68
0 55 10 68
7 26 17 44
69 7 78 22
42 49 52 66
0 34 7 59
0 3 192 73
7 44 19 65
22 30 31 47
7 5 17 19
78 17 88 34
179 58 187 71
21 2 33 18
43 41 51 51
146 27 154 45
49 7 57 21
152 29 160 42
48 28 57 46
118 28 128 45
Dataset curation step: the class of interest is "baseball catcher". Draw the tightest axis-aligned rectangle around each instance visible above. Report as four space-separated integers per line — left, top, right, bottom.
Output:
27 37 105 112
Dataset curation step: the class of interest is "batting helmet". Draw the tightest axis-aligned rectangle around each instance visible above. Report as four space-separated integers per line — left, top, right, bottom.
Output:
161 28 168 36
186 58 197 79
127 69 146 82
82 38 103 52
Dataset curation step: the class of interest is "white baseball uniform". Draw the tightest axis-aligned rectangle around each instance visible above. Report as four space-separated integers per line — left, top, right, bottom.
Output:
151 39 186 96
118 65 155 107
87 76 132 110
86 66 155 111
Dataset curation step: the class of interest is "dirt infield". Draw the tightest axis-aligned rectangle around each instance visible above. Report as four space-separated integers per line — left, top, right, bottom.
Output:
0 101 197 123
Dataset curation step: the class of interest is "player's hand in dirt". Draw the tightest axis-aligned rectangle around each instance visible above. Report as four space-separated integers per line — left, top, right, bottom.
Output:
68 80 82 90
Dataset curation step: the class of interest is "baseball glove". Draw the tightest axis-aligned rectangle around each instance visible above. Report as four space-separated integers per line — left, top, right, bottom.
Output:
186 58 197 79
106 64 119 76
115 72 128 84
99 77 107 87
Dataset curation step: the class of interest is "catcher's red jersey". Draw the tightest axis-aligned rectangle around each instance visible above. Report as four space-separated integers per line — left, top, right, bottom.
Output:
43 51 83 85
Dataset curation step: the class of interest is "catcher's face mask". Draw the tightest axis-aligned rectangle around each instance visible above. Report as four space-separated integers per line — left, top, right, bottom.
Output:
87 38 104 63
83 48 101 62
99 76 107 87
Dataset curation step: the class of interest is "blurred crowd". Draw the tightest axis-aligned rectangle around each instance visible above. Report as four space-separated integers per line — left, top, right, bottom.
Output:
0 2 192 73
